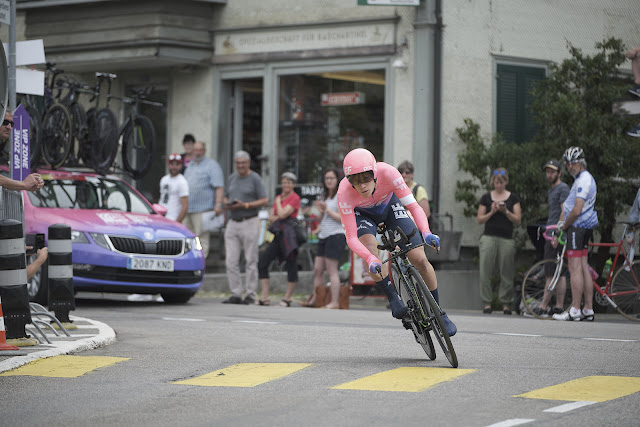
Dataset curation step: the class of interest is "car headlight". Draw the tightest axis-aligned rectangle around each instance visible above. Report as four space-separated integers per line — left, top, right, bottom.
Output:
90 232 110 250
71 230 89 244
185 237 203 253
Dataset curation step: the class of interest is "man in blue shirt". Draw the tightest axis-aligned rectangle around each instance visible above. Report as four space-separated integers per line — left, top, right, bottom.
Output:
553 147 597 321
183 141 225 259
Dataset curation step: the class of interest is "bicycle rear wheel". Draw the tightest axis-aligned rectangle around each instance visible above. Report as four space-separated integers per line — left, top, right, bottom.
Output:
122 115 155 179
68 103 87 165
521 259 571 319
89 108 119 175
407 266 458 368
390 264 435 360
41 103 72 168
610 260 640 321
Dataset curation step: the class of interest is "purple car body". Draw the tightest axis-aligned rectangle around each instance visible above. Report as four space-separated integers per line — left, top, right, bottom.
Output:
21 169 205 303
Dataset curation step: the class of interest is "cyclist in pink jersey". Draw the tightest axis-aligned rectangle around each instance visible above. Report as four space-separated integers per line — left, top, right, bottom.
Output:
337 148 456 336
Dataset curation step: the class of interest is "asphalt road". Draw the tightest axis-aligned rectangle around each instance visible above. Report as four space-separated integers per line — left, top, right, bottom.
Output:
1 294 639 427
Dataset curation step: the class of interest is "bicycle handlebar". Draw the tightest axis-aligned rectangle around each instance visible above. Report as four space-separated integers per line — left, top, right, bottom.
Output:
540 224 567 246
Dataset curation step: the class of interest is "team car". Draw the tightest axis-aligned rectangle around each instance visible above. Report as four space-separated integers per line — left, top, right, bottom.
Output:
16 168 204 304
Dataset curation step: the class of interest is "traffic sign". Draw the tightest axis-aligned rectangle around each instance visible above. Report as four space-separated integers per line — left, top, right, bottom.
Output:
0 0 10 25
11 104 31 181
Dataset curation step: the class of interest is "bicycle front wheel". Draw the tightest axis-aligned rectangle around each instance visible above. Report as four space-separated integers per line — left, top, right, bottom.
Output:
41 103 72 168
25 104 43 168
89 108 119 174
407 266 458 368
610 260 640 321
521 259 571 319
122 115 155 179
390 264 435 360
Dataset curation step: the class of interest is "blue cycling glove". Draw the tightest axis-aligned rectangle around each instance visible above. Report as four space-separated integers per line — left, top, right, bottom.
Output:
422 232 440 249
368 260 382 274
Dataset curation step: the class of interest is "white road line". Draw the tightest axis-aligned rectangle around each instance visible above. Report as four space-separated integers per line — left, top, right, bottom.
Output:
486 418 535 427
493 333 542 337
233 320 279 325
544 401 597 413
161 317 205 322
582 338 638 342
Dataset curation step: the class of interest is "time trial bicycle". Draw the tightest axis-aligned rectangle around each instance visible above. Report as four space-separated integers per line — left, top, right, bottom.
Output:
521 222 640 321
376 223 458 368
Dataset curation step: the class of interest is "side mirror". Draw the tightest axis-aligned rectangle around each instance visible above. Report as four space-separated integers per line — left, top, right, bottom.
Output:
152 203 167 216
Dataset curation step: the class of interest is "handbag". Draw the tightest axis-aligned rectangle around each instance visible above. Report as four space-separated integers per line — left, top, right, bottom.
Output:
294 220 307 245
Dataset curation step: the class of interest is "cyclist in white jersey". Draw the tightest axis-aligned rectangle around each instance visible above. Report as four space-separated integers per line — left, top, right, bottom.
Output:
553 147 598 321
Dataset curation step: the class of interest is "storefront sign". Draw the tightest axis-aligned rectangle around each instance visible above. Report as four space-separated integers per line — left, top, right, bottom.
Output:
215 22 393 57
357 0 420 5
321 92 366 106
11 104 30 181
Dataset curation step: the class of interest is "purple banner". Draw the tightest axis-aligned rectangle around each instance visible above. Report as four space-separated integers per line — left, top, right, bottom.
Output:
11 104 31 181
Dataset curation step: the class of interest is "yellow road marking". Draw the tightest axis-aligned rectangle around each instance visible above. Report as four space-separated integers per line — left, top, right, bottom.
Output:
0 355 129 378
516 376 640 402
331 367 476 392
173 363 312 387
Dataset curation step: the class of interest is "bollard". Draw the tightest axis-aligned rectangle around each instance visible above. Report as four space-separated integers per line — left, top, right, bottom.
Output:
0 219 32 339
48 224 75 323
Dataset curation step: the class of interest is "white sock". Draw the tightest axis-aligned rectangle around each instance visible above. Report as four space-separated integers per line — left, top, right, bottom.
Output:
569 307 581 316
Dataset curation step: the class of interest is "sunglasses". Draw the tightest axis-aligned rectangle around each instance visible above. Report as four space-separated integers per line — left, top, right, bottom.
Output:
2 119 14 127
400 170 413 175
168 153 182 162
347 172 375 186
493 170 506 176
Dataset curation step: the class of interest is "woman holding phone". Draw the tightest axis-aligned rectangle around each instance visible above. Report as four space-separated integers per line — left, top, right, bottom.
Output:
476 167 522 315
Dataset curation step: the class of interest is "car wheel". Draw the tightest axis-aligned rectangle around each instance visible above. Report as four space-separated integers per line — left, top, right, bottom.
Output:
160 292 195 304
27 257 48 305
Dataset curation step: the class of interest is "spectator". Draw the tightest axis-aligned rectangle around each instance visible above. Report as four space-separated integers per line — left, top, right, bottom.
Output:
476 167 522 315
526 160 570 318
553 147 598 321
159 153 189 223
257 172 301 307
26 247 48 280
180 133 196 173
309 168 346 309
626 47 640 137
222 150 268 305
625 187 640 245
397 160 431 218
183 141 224 259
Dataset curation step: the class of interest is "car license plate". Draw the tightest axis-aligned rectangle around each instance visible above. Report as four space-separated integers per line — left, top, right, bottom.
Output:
127 258 174 272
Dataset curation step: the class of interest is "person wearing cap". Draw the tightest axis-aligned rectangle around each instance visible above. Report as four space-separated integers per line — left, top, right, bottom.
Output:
221 150 268 305
159 153 189 223
526 160 570 318
257 171 301 307
477 167 522 315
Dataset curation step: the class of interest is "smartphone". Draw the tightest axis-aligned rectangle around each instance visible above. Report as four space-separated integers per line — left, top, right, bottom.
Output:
25 233 45 255
499 201 505 207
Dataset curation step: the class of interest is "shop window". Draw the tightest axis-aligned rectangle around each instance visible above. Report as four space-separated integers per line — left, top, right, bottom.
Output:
277 70 385 185
496 64 545 144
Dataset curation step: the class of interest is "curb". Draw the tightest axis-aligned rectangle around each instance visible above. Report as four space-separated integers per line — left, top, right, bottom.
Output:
0 315 116 374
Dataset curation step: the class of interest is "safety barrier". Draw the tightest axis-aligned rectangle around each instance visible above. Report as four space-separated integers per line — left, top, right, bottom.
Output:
0 296 20 351
48 224 75 322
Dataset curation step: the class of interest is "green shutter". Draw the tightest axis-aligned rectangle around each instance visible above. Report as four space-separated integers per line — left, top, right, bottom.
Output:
497 64 545 144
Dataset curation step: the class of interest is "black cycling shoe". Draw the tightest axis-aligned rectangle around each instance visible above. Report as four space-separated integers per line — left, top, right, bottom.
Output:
388 297 408 319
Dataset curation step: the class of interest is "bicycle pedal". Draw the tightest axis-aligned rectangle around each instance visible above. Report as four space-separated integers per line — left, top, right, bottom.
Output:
401 317 412 330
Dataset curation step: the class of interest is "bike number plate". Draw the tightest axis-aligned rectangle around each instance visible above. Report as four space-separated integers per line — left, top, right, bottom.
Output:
127 258 174 272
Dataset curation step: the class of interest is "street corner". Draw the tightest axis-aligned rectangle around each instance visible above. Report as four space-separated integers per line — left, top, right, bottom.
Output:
0 315 116 374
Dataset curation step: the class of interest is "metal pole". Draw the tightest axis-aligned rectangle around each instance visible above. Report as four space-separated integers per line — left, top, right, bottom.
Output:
8 0 15 111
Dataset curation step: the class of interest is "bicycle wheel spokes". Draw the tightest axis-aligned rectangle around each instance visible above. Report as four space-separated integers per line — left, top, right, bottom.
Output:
41 104 72 168
610 260 640 321
408 266 458 368
521 259 571 319
390 264 435 360
122 115 155 179
25 104 43 168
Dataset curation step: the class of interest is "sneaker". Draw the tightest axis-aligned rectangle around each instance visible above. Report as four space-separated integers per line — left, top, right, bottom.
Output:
629 85 640 97
551 307 564 315
523 306 549 318
439 312 457 337
553 309 583 321
627 124 640 138
581 309 595 322
243 295 255 305
222 295 243 304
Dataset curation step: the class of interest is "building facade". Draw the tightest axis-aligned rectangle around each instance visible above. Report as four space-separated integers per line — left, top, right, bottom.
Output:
3 0 639 247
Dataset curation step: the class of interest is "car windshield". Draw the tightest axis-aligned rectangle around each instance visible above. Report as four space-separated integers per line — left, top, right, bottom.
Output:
27 175 153 214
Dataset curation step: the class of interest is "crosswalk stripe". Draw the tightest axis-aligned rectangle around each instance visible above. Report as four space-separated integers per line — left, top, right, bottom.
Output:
331 367 476 392
544 401 597 413
0 355 129 378
515 376 640 402
173 363 312 387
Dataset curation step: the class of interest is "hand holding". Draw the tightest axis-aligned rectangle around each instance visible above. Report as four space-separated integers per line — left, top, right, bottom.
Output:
368 260 382 275
423 232 440 249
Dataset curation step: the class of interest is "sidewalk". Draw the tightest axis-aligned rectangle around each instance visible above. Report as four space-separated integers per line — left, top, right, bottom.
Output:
0 315 116 374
